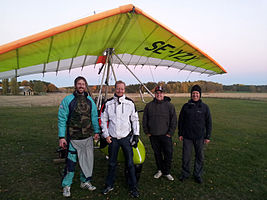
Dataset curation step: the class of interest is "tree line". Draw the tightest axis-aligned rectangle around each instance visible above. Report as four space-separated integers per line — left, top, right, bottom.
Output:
1 79 267 95
125 81 223 93
223 84 267 93
125 81 267 93
0 79 58 95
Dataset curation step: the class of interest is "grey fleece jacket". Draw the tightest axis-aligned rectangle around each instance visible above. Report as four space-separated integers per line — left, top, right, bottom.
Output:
142 96 177 136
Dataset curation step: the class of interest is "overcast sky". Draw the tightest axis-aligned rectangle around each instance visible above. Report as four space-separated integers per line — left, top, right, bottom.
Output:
1 0 267 87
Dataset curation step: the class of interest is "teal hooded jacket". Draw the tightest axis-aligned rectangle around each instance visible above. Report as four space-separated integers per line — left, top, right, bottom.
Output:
58 93 100 138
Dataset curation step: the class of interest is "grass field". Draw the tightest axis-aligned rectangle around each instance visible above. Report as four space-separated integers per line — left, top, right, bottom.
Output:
0 97 267 200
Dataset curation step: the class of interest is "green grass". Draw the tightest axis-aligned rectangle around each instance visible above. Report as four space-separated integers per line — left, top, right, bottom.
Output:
0 98 267 200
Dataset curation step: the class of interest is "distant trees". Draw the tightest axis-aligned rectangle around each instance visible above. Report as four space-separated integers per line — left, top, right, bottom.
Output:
249 86 257 93
47 83 58 92
126 84 142 93
10 77 19 95
90 85 98 93
21 80 30 86
1 79 59 95
133 80 223 93
63 87 74 93
126 82 158 94
180 82 189 93
2 79 9 95
115 81 267 93
165 81 181 93
26 80 59 94
192 81 223 93
33 81 47 94
223 84 267 93
1 78 267 95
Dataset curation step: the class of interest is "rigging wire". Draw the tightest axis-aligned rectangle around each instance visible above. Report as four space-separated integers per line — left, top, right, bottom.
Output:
149 65 156 83
185 71 192 82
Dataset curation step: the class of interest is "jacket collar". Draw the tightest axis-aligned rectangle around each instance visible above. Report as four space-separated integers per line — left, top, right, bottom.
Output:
114 94 126 104
188 99 202 105
153 96 171 104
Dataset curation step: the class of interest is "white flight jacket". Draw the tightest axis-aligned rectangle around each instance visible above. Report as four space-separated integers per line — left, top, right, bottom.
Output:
101 94 140 139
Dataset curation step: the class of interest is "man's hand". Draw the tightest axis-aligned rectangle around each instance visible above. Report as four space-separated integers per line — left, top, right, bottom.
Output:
166 134 171 137
204 139 210 144
147 133 151 137
59 138 67 149
179 136 183 141
106 136 112 144
131 135 139 148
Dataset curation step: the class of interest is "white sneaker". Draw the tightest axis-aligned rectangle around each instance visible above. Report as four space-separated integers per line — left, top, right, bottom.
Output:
165 174 174 181
63 186 71 197
80 181 96 191
154 170 162 179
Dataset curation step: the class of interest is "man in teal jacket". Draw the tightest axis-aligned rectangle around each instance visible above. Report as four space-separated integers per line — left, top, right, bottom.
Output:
58 76 100 197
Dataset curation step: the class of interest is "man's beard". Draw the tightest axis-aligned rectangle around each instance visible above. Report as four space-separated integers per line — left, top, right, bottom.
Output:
77 88 85 94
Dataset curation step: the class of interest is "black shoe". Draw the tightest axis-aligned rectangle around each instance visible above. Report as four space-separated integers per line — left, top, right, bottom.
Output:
130 188 139 198
179 175 188 182
194 177 203 184
102 186 114 195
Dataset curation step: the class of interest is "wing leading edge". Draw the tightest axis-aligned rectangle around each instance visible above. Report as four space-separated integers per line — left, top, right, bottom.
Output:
0 4 226 79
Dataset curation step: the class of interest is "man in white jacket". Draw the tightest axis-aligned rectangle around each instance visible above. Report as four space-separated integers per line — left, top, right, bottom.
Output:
101 80 140 198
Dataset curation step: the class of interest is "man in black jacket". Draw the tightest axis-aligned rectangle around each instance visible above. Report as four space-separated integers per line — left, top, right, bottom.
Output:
178 85 212 184
143 85 177 181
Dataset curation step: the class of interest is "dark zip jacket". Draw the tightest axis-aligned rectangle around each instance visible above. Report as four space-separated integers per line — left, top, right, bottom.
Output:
178 99 212 140
143 96 177 136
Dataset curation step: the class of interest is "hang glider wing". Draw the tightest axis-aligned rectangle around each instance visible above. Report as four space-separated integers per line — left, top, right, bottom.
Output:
0 4 226 79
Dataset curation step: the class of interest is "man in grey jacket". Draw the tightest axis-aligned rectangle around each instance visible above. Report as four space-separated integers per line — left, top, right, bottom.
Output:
143 85 177 181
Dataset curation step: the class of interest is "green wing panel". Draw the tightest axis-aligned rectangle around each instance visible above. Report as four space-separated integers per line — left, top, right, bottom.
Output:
0 4 226 79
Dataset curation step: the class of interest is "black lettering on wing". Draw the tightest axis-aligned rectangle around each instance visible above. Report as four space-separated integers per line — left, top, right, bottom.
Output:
169 50 197 62
153 44 175 54
144 41 165 51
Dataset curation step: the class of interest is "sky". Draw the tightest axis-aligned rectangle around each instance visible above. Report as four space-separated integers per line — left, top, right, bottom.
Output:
1 0 267 87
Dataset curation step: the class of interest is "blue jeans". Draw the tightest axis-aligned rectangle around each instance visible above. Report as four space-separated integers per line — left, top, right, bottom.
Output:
105 135 137 189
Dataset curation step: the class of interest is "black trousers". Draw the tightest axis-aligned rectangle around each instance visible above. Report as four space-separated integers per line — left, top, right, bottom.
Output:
150 135 173 175
181 138 204 178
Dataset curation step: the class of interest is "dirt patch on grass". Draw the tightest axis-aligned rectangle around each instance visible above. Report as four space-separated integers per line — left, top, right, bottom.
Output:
0 93 69 107
0 93 267 107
